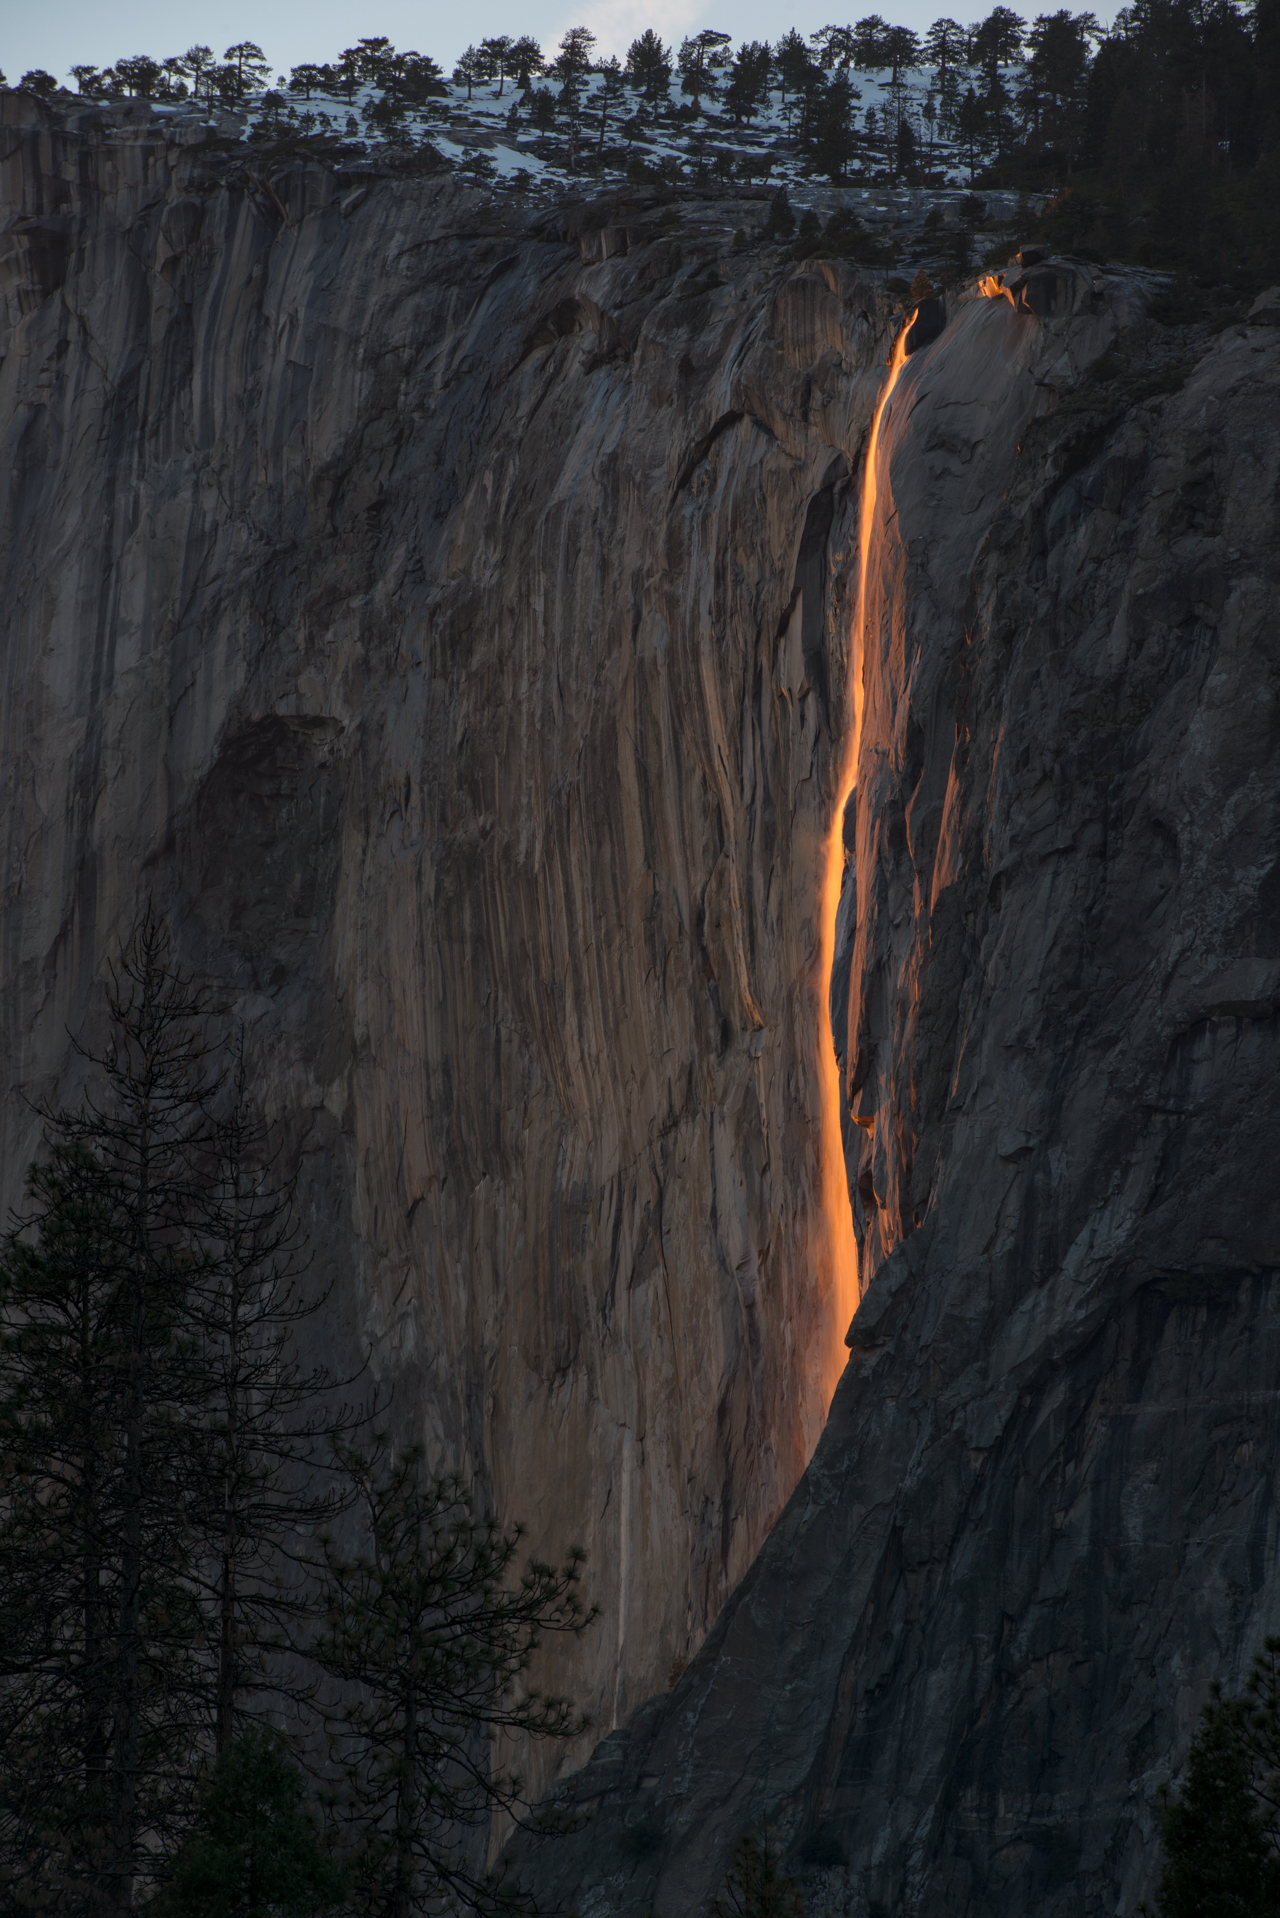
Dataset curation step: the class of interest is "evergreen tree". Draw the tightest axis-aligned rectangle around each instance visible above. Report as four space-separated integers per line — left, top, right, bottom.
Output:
1020 10 1098 162
0 913 225 1911
724 42 773 123
0 913 359 1911
595 55 625 152
156 1729 343 1918
180 46 216 100
333 49 363 103
764 186 796 238
479 37 515 94
224 42 271 94
774 28 816 100
288 65 325 101
626 29 672 107
551 25 596 120
1156 1642 1280 1916
954 83 988 177
1157 1691 1277 1915
923 15 967 94
509 37 544 90
187 1042 358 1755
210 64 247 107
712 1830 802 1918
809 25 857 71
895 113 920 180
852 15 892 69
159 59 191 100
678 29 732 112
112 56 163 97
805 73 860 181
971 4 1025 82
453 48 483 100
312 1441 596 1918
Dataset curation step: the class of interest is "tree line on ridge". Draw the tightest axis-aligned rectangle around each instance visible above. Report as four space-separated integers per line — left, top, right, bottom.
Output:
6 1 1280 290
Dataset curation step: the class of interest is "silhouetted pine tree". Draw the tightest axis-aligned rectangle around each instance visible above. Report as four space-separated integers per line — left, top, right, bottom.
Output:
1157 1644 1280 1917
312 1441 595 1918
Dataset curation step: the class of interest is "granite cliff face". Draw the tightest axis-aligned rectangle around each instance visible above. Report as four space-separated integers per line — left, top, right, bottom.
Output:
6 90 1280 1916
1 94 881 1770
517 274 1280 1912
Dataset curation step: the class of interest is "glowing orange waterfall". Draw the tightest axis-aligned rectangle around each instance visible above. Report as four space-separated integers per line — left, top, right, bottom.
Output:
977 272 1017 307
815 315 915 1402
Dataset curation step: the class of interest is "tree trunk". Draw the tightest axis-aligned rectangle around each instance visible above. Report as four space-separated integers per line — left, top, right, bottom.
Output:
110 1273 146 1915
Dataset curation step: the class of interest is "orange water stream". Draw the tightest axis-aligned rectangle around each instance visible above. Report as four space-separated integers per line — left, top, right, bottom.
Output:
977 272 1017 308
815 316 915 1402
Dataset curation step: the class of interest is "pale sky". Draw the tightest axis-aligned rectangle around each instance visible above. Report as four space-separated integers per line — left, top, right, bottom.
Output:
5 0 1117 92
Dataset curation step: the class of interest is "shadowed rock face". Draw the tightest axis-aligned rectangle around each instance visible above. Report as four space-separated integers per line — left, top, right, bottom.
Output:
515 286 1280 1912
0 97 892 1780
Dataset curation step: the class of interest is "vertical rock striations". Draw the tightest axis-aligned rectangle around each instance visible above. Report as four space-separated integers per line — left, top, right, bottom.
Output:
517 276 1280 1912
0 94 889 1770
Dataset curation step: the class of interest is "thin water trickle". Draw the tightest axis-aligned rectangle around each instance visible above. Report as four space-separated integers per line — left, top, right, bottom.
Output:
815 315 915 1403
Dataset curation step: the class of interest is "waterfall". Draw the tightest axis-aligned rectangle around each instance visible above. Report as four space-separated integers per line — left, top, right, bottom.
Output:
815 315 915 1398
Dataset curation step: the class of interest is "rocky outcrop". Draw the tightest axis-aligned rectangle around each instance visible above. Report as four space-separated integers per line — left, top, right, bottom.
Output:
515 279 1280 1911
0 94 889 1778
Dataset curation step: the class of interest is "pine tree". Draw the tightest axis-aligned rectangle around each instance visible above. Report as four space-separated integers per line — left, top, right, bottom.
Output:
453 48 483 100
156 1728 343 1918
724 43 773 123
807 25 852 71
111 56 163 97
773 28 815 101
480 37 515 95
852 15 892 70
288 65 325 101
923 15 967 94
806 74 860 182
224 42 271 95
625 29 672 108
180 46 216 100
1156 1643 1280 1916
0 912 224 1911
883 25 922 83
955 84 988 178
1157 1692 1275 1915
678 30 732 113
0 912 359 1912
595 56 625 153
509 37 544 90
551 26 596 121
712 1830 802 1918
188 1041 359 1755
312 1441 596 1918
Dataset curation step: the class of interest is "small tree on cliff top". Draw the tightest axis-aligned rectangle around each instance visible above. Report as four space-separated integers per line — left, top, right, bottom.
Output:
626 29 672 106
